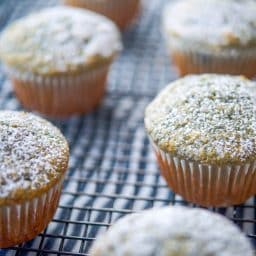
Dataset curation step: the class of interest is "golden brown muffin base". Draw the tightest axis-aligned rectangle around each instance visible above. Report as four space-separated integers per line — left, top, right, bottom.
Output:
152 143 256 207
0 178 63 248
171 50 256 78
64 0 140 30
11 65 110 117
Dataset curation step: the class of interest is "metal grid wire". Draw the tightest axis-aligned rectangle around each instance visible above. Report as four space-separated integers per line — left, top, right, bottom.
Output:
0 0 255 255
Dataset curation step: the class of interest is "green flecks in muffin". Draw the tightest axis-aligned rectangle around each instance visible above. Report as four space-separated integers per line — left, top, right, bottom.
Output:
145 74 256 165
0 111 69 199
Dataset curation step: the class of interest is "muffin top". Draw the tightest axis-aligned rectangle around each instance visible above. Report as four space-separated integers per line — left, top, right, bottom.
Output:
90 206 253 256
163 0 256 51
0 6 122 76
0 111 69 205
145 74 256 165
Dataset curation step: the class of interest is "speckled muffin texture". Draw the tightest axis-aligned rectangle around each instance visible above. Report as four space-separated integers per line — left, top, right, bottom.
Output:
90 206 253 256
64 0 140 30
145 74 256 206
163 0 256 77
0 111 69 248
0 6 122 116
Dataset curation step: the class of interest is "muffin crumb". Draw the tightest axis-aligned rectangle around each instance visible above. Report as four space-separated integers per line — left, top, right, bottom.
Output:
91 206 253 256
0 111 69 203
145 74 256 164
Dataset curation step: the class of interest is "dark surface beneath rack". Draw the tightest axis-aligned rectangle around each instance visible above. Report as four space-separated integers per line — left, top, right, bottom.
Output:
0 0 255 255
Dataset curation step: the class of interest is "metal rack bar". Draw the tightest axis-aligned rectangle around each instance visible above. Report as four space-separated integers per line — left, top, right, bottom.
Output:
0 0 255 255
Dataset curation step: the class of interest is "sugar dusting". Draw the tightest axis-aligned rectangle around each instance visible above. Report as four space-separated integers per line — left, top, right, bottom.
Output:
163 0 256 50
0 6 122 74
91 206 253 256
0 111 68 198
145 74 256 164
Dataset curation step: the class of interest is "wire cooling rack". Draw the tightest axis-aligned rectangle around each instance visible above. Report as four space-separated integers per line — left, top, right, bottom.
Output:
0 0 255 255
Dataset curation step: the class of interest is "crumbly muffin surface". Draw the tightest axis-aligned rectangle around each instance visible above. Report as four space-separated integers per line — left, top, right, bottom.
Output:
163 0 256 51
0 111 69 205
90 206 253 256
0 6 122 75
145 74 256 165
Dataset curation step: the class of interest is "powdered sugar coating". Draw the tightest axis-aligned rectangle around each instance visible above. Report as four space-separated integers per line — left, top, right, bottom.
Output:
0 6 122 75
163 0 256 51
90 206 253 256
0 111 69 204
145 74 256 165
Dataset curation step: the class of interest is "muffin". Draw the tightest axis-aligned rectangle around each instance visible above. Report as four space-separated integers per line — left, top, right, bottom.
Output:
145 74 256 207
64 0 140 30
0 111 69 248
0 7 122 116
90 206 253 256
163 0 256 77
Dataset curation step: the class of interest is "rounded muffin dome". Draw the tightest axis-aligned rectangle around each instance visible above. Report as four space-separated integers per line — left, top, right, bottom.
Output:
0 6 122 75
145 74 256 165
163 0 256 51
0 111 69 205
90 206 253 256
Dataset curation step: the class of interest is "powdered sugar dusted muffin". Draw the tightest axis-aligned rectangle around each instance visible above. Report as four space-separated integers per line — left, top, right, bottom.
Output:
163 0 256 77
145 74 256 206
90 206 253 256
64 0 140 30
0 6 122 116
0 111 69 248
